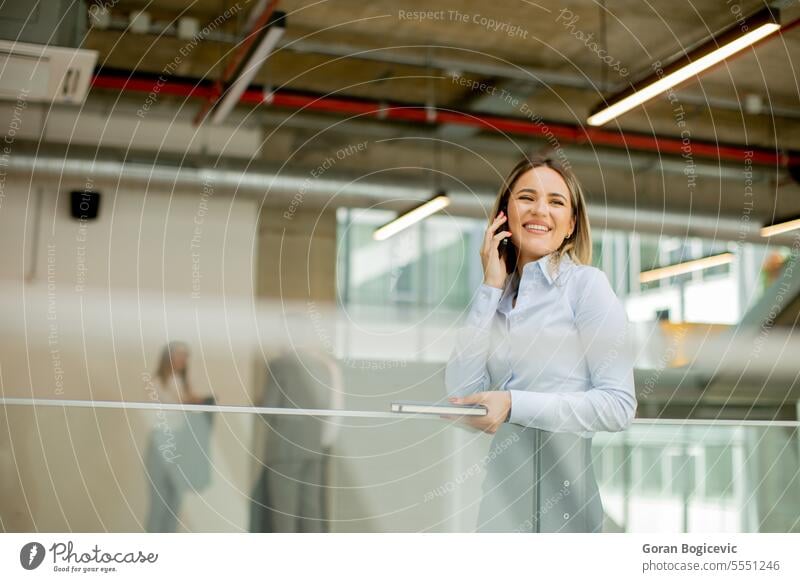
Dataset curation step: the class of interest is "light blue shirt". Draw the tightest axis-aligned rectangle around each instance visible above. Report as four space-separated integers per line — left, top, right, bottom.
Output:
445 252 636 435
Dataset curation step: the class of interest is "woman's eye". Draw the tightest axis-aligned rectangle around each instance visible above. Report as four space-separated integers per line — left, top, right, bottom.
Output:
551 200 565 206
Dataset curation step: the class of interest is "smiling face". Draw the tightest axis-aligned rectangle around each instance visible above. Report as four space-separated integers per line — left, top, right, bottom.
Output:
506 166 576 267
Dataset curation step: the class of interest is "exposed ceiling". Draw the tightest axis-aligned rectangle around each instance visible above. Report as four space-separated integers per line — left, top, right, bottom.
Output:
29 1 800 221
86 1 800 128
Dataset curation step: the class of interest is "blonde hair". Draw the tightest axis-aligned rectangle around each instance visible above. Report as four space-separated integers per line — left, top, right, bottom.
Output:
489 156 592 273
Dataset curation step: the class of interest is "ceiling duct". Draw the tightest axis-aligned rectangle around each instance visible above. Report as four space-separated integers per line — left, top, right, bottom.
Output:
7 153 796 246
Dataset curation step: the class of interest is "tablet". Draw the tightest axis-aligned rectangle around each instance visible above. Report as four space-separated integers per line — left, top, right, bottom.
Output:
390 400 488 416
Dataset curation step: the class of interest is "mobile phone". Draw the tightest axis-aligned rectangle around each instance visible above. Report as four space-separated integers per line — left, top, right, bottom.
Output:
498 203 509 247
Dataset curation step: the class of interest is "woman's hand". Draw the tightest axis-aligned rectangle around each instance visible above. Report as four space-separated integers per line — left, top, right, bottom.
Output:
186 392 207 405
481 211 513 289
448 392 511 434
179 376 205 404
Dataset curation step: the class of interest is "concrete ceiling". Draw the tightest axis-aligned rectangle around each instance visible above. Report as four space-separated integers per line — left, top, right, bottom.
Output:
86 1 800 131
67 1 800 223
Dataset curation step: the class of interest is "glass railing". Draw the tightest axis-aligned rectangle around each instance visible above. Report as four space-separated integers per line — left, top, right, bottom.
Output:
594 421 800 533
2 399 798 533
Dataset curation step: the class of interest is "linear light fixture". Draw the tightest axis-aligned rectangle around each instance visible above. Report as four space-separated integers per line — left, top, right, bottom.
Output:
373 192 451 241
210 11 286 124
639 252 734 283
587 8 781 127
760 216 800 237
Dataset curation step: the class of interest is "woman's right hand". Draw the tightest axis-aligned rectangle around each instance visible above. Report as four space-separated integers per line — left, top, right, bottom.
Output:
481 211 512 289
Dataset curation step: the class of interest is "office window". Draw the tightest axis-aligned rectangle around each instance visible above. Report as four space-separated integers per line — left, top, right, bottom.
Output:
668 452 697 497
702 445 735 499
701 241 732 280
591 239 604 270
339 212 779 326
337 208 482 310
638 446 664 494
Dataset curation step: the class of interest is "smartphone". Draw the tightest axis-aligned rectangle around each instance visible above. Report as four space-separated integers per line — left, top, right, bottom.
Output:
498 203 509 248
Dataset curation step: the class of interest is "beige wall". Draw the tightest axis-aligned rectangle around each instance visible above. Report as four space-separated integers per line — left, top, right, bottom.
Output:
0 178 259 531
257 204 337 302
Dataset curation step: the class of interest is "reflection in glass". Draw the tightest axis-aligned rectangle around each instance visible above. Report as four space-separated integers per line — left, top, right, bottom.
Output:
250 350 343 532
144 342 214 532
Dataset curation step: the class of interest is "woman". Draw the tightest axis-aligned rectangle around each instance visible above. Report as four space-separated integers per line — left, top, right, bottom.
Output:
445 156 636 532
145 341 206 532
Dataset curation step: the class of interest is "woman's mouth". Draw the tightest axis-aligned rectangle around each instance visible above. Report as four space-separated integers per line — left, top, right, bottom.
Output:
523 222 551 234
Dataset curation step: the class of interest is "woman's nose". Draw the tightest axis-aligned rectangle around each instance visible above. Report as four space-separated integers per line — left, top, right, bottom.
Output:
530 198 548 215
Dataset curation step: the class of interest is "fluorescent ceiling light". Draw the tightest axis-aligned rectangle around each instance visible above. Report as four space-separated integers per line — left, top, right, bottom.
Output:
760 217 800 237
373 193 451 241
639 252 734 283
588 9 781 127
210 14 285 124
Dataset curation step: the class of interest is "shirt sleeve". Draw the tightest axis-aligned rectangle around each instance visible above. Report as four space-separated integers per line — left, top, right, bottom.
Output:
444 283 503 398
508 269 637 433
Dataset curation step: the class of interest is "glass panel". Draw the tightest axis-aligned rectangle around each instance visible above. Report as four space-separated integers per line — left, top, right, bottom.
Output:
337 214 793 327
591 239 604 270
3 401 799 533
423 218 473 309
638 446 664 494
337 209 484 311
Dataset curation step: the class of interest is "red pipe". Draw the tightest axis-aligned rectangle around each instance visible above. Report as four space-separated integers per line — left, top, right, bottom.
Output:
91 73 797 168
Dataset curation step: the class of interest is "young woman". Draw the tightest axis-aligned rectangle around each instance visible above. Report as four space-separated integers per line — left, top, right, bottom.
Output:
445 156 636 532
145 341 206 532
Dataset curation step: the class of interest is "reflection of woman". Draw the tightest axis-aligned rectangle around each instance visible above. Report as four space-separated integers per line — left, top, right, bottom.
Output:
445 157 636 532
145 342 205 532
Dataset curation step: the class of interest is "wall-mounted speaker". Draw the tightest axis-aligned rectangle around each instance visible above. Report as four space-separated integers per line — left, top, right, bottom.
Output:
70 191 101 220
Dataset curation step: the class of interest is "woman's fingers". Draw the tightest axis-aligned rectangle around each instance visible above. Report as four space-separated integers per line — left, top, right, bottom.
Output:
450 393 484 405
483 212 507 245
490 212 506 232
482 217 508 256
485 231 512 258
481 213 511 289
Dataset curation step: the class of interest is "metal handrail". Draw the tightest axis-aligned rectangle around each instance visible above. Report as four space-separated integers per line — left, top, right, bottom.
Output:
2 397 799 427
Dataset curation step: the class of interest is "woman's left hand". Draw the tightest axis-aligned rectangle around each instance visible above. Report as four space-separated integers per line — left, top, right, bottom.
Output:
447 392 511 434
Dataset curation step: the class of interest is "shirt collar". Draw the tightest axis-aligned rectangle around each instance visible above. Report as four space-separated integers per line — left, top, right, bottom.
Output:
497 252 574 315
520 251 574 286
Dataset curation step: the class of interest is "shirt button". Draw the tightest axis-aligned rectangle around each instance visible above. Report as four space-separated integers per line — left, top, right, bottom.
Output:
563 513 570 520
563 480 570 487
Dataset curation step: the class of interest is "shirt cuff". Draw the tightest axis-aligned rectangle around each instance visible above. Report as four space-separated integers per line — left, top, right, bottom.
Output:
508 390 547 428
467 284 503 328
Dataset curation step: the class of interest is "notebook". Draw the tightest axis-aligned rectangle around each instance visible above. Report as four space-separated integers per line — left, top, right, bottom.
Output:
390 400 488 416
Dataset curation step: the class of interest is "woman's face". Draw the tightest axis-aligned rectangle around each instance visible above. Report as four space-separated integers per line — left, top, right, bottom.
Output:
506 166 575 265
170 347 189 373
